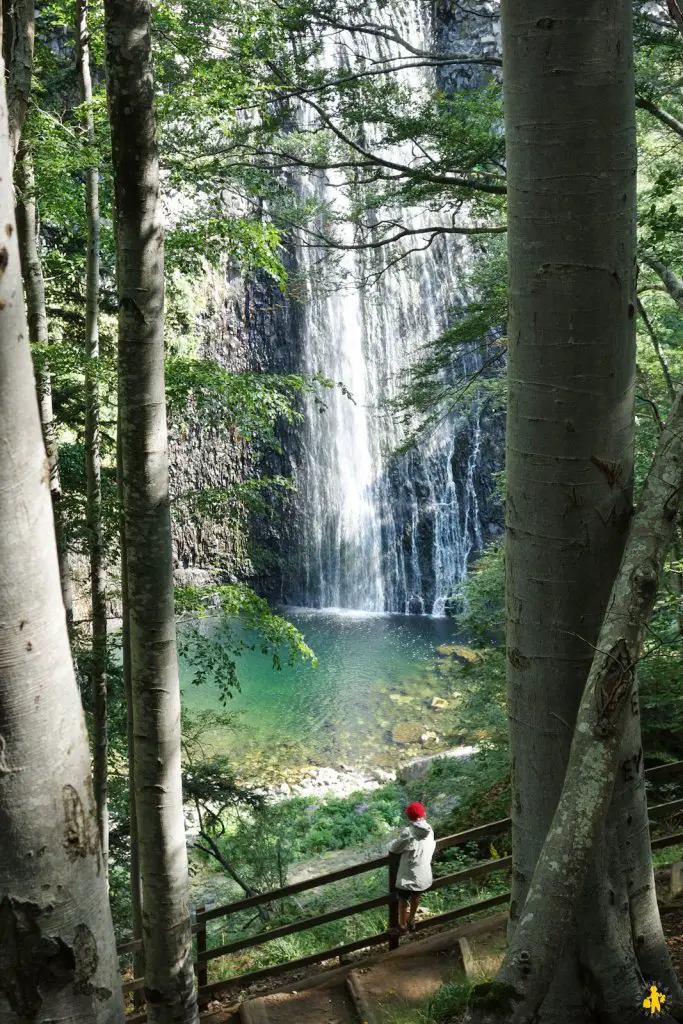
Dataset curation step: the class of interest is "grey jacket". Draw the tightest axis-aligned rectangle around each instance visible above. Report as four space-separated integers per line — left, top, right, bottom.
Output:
388 818 436 891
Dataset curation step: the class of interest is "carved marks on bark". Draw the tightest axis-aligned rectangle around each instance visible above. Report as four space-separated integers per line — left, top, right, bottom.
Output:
621 746 644 784
0 897 75 1015
595 638 635 737
62 783 101 870
0 898 111 1012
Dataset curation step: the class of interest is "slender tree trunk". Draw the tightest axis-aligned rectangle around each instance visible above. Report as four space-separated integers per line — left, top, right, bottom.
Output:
104 2 198 1020
637 296 676 403
15 143 75 628
118 418 145 1006
636 297 683 629
483 4 679 1022
0 59 124 1023
77 0 108 880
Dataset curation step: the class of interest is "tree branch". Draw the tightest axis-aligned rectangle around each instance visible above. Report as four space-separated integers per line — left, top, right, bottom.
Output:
637 294 677 401
641 252 683 311
636 95 683 140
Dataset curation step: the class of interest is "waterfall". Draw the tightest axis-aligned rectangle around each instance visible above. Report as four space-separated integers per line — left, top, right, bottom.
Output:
284 2 501 616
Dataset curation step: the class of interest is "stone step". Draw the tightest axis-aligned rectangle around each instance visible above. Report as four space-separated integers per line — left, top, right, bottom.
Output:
345 944 466 1024
240 983 361 1024
457 919 507 980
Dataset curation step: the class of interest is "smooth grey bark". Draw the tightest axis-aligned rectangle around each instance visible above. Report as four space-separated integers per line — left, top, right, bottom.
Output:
0 58 124 1023
15 143 75 627
503 0 635 935
472 386 683 1024
77 0 108 878
103 2 198 1020
488 3 679 1022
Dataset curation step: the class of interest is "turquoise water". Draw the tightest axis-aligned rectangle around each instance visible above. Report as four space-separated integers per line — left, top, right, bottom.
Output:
179 609 462 777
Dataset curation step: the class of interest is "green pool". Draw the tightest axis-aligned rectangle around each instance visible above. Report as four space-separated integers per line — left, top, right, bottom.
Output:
179 609 464 779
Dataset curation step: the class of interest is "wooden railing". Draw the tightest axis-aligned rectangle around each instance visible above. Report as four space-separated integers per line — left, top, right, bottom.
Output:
119 759 683 1012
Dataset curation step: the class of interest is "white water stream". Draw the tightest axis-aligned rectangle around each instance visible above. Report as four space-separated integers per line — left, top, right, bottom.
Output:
288 2 497 614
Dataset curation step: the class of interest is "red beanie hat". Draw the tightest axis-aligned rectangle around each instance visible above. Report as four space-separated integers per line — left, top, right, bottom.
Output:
406 802 425 821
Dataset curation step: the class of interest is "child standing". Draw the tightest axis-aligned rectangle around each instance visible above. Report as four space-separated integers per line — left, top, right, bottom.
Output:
388 801 436 933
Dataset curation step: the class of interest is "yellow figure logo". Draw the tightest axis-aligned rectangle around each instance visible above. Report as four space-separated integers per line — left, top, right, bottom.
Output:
642 983 667 1016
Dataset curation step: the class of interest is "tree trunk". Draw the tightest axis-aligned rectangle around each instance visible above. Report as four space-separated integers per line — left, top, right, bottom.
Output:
15 142 75 628
0 58 124 1023
77 0 108 880
472 387 683 1024
488 3 680 1022
118 418 145 1006
637 296 676 403
103 2 198 1020
636 297 683 631
2 0 35 161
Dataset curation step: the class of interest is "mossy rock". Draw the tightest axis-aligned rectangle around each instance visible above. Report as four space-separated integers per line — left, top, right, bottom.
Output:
389 693 414 704
435 643 481 664
391 722 425 745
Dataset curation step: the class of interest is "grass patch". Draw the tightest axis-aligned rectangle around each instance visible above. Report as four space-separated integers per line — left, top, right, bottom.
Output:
380 977 495 1024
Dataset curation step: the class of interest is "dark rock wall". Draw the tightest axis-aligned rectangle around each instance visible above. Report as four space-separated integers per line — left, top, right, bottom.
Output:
169 2 506 610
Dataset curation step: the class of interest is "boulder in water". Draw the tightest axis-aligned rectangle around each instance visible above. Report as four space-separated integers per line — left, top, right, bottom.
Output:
392 722 424 745
435 644 481 664
397 746 479 783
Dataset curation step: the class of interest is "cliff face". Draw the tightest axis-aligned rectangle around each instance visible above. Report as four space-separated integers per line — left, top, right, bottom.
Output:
168 2 506 613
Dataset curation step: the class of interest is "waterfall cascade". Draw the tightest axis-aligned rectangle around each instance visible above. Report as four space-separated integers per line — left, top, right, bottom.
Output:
278 1 503 616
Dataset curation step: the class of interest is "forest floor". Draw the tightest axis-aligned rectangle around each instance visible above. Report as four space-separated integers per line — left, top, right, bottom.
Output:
662 898 683 976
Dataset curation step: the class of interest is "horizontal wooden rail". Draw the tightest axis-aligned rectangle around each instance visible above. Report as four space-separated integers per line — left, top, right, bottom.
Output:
432 856 512 891
435 817 511 853
198 930 392 998
197 893 390 962
649 798 683 819
645 760 683 784
197 854 391 923
651 830 683 850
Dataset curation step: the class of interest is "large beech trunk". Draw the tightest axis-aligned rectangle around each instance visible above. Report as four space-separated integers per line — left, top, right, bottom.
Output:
0 58 123 1023
479 3 683 1022
8 0 74 627
15 144 75 627
473 387 683 1023
103 1 198 1020
77 0 108 877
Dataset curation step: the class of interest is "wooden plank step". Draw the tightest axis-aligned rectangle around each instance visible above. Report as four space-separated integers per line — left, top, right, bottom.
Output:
240 984 360 1024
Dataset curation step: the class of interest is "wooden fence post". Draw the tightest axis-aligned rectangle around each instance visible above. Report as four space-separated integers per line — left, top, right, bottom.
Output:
388 857 400 950
196 906 208 1006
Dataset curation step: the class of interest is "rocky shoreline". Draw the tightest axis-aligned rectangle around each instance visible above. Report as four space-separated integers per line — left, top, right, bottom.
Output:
251 745 479 803
253 763 397 802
